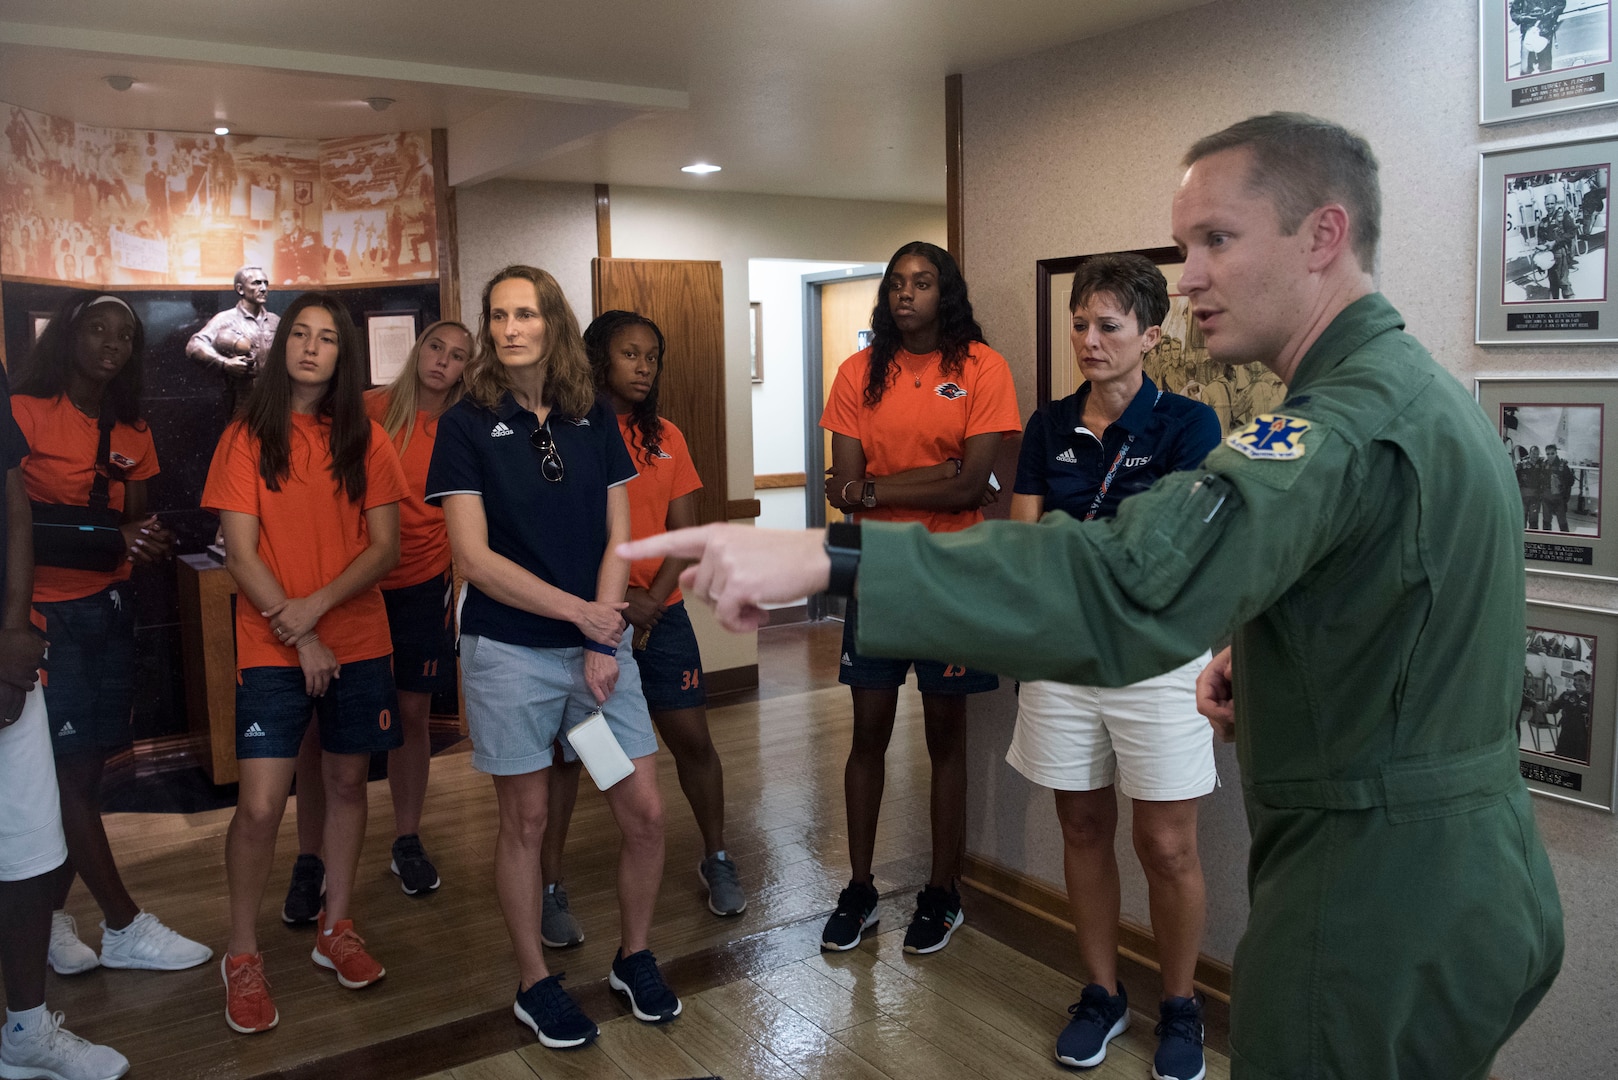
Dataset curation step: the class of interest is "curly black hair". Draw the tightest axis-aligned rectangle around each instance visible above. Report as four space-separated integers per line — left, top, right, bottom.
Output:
584 309 666 464
864 241 984 408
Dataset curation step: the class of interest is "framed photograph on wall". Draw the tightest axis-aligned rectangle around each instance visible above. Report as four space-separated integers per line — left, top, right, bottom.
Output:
1477 135 1614 343
1035 247 1287 435
1480 0 1616 124
1521 599 1618 811
366 311 418 386
749 301 763 383
1477 375 1618 579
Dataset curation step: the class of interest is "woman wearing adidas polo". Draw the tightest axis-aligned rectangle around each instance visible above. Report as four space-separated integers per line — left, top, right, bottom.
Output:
1007 253 1219 1080
819 241 1020 956
426 266 679 1051
11 292 211 981
278 319 472 923
205 292 407 1034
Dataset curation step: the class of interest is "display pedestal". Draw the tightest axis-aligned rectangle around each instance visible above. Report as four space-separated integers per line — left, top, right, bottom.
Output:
177 553 238 785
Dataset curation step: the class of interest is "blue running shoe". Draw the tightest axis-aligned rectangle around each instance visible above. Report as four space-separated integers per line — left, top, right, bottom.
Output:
608 948 682 1023
1152 994 1205 1080
1056 982 1128 1068
514 974 598 1049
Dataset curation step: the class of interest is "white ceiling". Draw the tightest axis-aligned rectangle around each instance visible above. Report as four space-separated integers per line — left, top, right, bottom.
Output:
0 0 1210 203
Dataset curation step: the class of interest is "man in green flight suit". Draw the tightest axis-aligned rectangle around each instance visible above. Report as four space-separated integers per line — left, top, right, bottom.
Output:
623 113 1563 1080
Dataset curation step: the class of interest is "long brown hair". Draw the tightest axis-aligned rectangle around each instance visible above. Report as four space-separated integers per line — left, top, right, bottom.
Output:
865 241 984 408
463 266 595 418
242 292 371 503
379 319 471 451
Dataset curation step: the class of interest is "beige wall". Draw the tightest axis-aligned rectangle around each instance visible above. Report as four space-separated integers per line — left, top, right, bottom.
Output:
453 181 945 674
960 0 1616 1074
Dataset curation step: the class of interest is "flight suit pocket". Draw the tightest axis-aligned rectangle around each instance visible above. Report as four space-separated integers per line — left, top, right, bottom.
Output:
1110 471 1240 611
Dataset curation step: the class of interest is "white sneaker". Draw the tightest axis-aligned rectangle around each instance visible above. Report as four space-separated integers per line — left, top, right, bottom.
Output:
98 911 212 971
0 1010 129 1080
47 913 98 976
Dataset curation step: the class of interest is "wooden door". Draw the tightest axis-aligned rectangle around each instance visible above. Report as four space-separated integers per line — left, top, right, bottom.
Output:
592 258 727 526
818 276 879 524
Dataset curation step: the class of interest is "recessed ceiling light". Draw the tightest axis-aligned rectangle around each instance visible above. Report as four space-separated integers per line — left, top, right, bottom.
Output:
214 125 230 135
681 162 721 174
104 75 134 92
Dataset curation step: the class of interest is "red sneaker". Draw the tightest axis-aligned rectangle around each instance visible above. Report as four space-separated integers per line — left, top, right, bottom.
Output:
311 912 385 989
222 952 279 1033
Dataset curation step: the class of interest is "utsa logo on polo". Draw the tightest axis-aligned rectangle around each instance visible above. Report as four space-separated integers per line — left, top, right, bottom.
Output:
1227 414 1310 461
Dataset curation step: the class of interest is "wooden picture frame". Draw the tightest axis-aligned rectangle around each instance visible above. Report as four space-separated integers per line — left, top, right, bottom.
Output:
1035 246 1286 435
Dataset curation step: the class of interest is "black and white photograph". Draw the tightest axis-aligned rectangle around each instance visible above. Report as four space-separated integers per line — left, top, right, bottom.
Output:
1478 137 1618 343
1521 627 1596 764
1482 0 1617 122
1503 403 1603 535
1521 600 1618 810
1507 0 1612 80
1502 166 1609 304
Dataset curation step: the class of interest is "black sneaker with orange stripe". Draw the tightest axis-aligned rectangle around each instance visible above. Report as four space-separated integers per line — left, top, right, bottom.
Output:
902 884 963 954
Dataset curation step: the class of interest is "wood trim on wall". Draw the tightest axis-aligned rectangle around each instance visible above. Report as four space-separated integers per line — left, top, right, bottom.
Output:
726 498 763 520
754 472 807 489
431 128 461 324
945 73 965 274
961 852 1233 1003
595 184 612 258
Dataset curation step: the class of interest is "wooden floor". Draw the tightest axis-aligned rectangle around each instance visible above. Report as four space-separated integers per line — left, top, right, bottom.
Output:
45 621 1227 1079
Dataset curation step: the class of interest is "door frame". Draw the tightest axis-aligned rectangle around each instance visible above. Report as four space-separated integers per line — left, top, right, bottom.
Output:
801 264 885 620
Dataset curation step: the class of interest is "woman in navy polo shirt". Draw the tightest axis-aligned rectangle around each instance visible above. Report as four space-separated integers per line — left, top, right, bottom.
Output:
426 266 678 1050
1006 253 1220 1080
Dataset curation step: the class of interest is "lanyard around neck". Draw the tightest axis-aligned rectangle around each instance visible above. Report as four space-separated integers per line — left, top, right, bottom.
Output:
1081 388 1162 522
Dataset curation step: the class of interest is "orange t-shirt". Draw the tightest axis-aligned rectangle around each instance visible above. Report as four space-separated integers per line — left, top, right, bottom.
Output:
365 389 452 590
819 341 1021 533
202 414 407 670
12 394 160 603
618 413 703 604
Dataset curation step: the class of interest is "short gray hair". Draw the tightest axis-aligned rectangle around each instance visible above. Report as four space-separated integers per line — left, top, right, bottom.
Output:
1184 113 1381 272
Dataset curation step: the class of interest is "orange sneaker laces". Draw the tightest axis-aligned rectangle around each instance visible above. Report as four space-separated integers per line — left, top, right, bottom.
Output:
228 956 272 997
324 926 369 964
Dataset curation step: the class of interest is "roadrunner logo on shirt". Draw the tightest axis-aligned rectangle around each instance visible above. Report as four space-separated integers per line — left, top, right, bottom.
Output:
490 422 515 438
563 416 590 426
1227 414 1310 461
652 447 673 459
934 382 967 400
1056 448 1078 464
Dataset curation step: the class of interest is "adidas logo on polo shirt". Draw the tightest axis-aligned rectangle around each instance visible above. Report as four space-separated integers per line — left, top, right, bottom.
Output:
1056 448 1078 464
490 422 515 438
244 723 268 738
57 721 75 737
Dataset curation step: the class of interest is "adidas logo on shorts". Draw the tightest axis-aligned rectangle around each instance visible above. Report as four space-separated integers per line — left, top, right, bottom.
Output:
1056 448 1078 464
490 422 515 438
244 722 268 738
56 721 76 737
840 652 852 666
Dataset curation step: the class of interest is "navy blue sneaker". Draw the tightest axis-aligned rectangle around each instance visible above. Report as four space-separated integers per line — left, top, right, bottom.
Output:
902 885 964 954
821 879 880 951
1152 994 1205 1080
608 948 682 1022
1056 982 1128 1068
514 973 598 1048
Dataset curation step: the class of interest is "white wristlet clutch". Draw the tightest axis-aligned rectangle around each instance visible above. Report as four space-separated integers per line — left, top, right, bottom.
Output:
566 709 635 790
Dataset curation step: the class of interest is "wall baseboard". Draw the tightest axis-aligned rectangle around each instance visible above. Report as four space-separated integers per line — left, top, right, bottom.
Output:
962 852 1232 1003
706 664 759 699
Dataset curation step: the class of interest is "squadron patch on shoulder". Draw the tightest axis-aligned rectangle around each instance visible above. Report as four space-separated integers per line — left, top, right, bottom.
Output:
1226 414 1310 461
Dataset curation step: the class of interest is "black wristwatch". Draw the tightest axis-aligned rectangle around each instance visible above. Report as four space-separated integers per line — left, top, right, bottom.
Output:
861 480 877 509
824 522 861 598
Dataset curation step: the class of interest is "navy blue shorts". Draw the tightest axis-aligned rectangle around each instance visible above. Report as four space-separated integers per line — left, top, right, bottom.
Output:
40 584 136 759
383 570 455 694
839 597 998 696
235 655 403 759
632 600 706 712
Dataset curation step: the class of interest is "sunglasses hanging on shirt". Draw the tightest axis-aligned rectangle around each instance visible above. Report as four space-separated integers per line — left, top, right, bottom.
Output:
529 422 564 483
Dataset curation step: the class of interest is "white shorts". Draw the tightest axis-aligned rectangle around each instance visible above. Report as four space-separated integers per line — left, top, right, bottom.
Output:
1006 652 1217 801
0 686 68 881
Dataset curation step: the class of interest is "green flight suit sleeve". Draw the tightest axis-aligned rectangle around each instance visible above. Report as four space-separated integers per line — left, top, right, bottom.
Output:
856 415 1364 687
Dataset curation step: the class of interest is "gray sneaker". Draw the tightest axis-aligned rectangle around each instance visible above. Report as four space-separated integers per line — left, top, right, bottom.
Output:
540 883 583 948
698 854 747 916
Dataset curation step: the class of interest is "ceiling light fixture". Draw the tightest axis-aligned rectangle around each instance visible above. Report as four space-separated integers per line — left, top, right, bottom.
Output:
681 162 721 175
214 125 230 136
365 96 396 112
104 75 135 92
